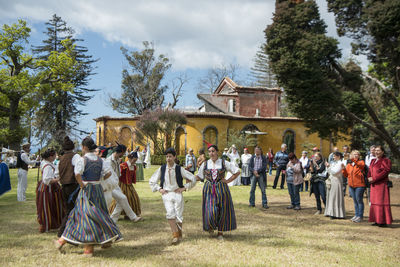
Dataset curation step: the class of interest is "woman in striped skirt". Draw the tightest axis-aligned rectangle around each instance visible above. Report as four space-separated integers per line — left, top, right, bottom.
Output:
55 137 122 257
109 151 141 217
196 144 240 241
36 149 64 233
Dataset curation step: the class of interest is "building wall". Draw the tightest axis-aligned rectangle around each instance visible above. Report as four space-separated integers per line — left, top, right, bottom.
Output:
237 91 278 117
96 117 349 158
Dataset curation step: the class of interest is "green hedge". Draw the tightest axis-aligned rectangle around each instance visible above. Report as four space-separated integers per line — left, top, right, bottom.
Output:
151 155 186 166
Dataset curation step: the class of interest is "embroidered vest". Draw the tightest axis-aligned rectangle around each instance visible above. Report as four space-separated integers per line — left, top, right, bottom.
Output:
203 160 226 182
160 164 184 189
82 156 103 182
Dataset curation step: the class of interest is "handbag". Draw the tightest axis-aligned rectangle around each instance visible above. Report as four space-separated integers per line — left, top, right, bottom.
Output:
387 180 393 188
304 172 312 181
317 169 329 180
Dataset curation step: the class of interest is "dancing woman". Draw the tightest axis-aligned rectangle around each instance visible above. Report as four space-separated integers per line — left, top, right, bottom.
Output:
55 137 122 257
196 144 240 240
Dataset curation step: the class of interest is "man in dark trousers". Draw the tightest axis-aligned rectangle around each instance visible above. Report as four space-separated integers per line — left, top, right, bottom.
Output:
57 136 80 237
273 144 289 189
249 146 269 209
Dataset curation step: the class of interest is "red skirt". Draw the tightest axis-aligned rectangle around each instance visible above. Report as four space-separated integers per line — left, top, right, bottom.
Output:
36 181 64 232
369 182 393 225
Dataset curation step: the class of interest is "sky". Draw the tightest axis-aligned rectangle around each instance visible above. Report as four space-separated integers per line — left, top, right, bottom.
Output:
0 0 367 146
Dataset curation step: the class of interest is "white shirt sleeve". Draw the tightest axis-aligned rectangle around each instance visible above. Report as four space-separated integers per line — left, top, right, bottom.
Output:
328 162 343 176
71 154 80 166
180 167 197 190
74 156 85 175
21 153 36 165
42 164 55 185
224 160 240 174
149 167 162 192
197 162 205 180
54 164 60 178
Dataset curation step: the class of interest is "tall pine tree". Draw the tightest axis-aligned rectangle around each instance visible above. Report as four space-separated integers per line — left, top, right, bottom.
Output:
33 14 97 146
249 44 277 88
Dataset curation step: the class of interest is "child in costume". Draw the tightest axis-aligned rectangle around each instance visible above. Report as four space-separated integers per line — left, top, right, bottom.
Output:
149 148 197 245
36 149 64 233
109 151 141 217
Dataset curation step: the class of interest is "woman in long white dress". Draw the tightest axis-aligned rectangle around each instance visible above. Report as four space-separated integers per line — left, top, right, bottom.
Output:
240 148 252 185
324 152 346 219
227 145 241 186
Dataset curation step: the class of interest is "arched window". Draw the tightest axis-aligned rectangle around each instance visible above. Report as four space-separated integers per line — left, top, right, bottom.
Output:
175 126 187 156
283 129 295 154
202 125 218 150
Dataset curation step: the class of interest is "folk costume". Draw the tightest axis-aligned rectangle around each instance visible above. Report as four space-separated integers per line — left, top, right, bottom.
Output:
149 163 197 224
107 153 140 222
136 150 145 181
36 160 64 233
240 152 252 185
0 161 11 197
61 153 122 245
368 157 393 225
57 151 81 237
109 160 141 216
16 148 37 201
197 159 239 232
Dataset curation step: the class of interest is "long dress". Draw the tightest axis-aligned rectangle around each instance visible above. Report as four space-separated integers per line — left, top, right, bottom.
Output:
136 151 145 181
36 160 64 232
324 160 345 218
240 153 252 185
227 152 241 186
368 157 393 225
62 154 122 245
198 159 239 232
0 162 11 196
109 161 141 216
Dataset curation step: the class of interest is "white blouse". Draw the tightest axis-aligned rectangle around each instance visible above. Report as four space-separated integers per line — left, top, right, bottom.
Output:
40 160 58 185
74 153 111 178
197 158 240 180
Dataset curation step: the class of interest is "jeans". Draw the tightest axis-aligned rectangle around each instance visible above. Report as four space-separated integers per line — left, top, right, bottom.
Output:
273 165 286 189
268 161 273 175
300 181 309 191
249 175 268 206
287 183 301 207
349 186 365 218
312 181 326 211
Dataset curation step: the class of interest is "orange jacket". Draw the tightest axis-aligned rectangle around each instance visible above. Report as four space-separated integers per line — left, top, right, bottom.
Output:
342 159 366 188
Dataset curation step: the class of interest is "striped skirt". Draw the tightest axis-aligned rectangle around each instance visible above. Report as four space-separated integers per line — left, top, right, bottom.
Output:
136 163 144 181
109 182 141 216
36 181 64 232
202 180 237 232
62 183 123 245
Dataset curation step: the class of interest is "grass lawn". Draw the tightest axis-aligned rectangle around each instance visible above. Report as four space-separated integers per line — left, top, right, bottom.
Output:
1 166 399 266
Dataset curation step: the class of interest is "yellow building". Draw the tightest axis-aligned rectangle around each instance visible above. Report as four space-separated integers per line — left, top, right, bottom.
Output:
94 78 348 157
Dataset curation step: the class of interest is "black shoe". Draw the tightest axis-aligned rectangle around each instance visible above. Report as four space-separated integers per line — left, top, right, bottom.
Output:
280 187 284 189
378 224 387 227
272 186 276 189
372 223 379 226
287 205 294 209
294 206 301 210
263 205 269 209
249 205 255 208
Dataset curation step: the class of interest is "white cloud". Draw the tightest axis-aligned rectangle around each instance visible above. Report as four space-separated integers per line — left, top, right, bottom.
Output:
0 0 273 69
0 0 367 70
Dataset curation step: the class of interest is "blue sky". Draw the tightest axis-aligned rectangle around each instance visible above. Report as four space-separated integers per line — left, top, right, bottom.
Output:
0 0 367 147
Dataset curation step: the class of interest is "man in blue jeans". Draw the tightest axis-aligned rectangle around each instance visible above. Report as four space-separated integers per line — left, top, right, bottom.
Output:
273 144 289 189
249 146 269 209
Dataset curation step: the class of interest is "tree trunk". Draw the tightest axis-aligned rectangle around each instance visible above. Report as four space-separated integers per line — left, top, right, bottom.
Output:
9 97 22 150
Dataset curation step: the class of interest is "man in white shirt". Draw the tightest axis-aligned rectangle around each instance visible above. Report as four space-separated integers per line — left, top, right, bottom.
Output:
149 148 197 245
365 145 376 167
16 143 38 201
106 145 141 223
